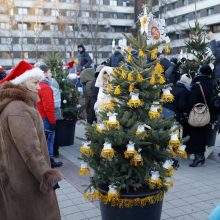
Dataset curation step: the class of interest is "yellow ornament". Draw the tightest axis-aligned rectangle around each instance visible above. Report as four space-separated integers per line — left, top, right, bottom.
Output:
128 71 134 81
137 73 144 83
154 63 164 75
166 146 176 157
106 83 112 93
148 105 160 119
147 171 163 188
114 85 121 95
135 124 151 139
101 142 115 159
140 16 147 27
96 123 106 133
128 54 133 62
124 141 138 158
164 177 173 189
151 48 158 60
129 83 135 92
127 92 143 108
138 49 146 58
165 43 170 54
150 74 156 85
161 88 174 102
162 160 174 177
104 112 120 130
84 187 100 201
168 133 181 148
107 185 120 202
79 162 90 176
176 145 188 158
121 70 127 79
131 153 144 166
80 141 94 157
158 74 166 84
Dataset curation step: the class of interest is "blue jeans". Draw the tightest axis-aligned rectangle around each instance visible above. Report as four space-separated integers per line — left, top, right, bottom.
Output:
43 118 55 159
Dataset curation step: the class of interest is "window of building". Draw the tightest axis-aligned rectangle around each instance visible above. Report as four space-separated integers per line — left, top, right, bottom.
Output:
51 10 59 16
96 0 103 4
68 25 73 31
19 38 27 44
21 52 29 59
35 8 43 16
51 38 59 45
81 11 90 17
2 52 11 59
173 17 178 24
0 23 9 30
1 37 12 44
182 0 188 6
81 0 90 4
99 12 104 18
50 24 59 31
212 24 220 33
66 10 75 16
18 8 28 15
110 0 117 6
207 8 214 16
66 52 71 59
18 23 27 30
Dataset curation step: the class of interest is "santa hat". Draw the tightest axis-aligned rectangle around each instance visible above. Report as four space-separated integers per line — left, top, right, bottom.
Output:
0 66 5 72
66 61 75 69
180 74 192 85
0 61 44 84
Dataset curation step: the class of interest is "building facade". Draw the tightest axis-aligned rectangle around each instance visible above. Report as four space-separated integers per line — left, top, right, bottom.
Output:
0 0 134 67
153 0 220 55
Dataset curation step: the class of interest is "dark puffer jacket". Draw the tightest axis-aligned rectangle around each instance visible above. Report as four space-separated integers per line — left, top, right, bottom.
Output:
210 40 220 78
77 45 93 72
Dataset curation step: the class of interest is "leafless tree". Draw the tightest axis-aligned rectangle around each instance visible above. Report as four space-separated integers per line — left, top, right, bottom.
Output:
87 0 104 65
1 0 16 66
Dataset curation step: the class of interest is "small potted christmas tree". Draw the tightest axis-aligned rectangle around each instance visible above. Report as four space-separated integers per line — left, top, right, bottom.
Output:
45 54 81 146
79 9 187 220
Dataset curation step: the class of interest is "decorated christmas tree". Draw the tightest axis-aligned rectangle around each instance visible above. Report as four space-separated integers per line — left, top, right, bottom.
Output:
181 21 212 78
45 54 81 120
79 8 187 209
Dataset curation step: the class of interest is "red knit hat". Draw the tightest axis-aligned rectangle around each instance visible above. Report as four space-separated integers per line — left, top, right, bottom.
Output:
0 61 44 84
0 66 5 72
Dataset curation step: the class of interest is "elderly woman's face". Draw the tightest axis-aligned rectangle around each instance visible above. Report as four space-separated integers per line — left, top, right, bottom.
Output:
24 78 41 92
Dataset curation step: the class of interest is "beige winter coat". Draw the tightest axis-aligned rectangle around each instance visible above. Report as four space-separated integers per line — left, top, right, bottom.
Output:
0 82 61 220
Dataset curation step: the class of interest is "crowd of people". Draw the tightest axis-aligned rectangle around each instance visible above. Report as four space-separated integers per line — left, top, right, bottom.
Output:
0 31 220 219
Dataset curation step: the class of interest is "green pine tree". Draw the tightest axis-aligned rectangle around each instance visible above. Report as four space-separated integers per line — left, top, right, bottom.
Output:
44 54 81 120
181 21 212 78
79 17 188 208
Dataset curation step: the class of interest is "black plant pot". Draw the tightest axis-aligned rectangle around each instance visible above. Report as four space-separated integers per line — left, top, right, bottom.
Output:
99 189 163 220
54 119 76 147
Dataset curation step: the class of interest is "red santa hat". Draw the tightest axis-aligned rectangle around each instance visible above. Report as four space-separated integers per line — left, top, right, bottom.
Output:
0 61 44 84
66 61 75 69
0 66 5 72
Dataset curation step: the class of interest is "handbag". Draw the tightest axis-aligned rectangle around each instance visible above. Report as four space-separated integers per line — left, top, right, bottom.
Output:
188 83 210 127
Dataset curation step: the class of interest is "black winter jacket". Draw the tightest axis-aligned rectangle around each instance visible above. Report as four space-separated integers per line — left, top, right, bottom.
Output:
78 47 92 72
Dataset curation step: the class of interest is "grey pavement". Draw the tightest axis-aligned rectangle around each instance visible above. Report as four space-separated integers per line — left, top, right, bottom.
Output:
56 122 220 220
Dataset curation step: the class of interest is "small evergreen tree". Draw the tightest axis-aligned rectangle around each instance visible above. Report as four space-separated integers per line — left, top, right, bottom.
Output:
181 21 212 78
79 11 187 208
45 54 81 120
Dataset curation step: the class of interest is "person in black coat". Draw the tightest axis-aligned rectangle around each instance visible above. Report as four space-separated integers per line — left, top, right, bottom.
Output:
108 47 124 67
187 64 214 167
77 44 93 72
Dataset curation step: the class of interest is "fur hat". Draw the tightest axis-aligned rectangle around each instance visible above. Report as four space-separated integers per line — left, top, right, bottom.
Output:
180 74 192 85
200 64 212 76
95 65 105 73
0 61 44 84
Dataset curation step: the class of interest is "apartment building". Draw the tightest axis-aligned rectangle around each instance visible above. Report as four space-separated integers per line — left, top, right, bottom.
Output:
0 0 134 66
153 0 220 54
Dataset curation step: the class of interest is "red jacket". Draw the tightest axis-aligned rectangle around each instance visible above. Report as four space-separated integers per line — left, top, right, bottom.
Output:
37 81 56 125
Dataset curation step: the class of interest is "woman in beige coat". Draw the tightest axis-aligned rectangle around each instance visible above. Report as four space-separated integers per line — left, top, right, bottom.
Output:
0 61 62 220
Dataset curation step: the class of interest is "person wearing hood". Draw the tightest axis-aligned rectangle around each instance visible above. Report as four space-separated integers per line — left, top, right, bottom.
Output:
77 44 93 72
80 67 95 124
109 46 124 67
165 57 180 85
0 61 62 220
94 66 114 121
187 64 214 167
